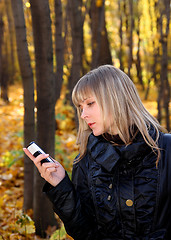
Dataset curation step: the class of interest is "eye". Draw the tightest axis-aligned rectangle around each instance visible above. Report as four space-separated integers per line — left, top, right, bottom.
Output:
78 105 83 113
87 101 95 106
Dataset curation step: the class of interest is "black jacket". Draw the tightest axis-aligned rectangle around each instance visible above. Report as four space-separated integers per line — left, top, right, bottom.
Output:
43 131 171 240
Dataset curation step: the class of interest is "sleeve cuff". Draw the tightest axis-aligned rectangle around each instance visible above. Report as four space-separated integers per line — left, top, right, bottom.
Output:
42 172 73 196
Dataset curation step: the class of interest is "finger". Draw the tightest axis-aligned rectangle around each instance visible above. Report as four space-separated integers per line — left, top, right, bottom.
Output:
42 162 59 168
33 154 50 168
23 148 35 161
45 167 57 173
50 158 62 167
23 148 49 167
42 163 58 175
41 167 57 178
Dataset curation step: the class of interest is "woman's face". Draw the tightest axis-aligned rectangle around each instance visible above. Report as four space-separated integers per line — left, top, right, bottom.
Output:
79 96 117 136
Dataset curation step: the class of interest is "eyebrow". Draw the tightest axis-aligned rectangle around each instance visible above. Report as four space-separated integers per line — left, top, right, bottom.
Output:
81 97 93 102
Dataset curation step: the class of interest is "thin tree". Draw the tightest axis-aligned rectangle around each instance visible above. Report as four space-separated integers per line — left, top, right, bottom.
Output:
29 0 57 236
127 0 133 77
0 13 2 85
4 0 16 84
145 0 159 99
54 0 64 102
68 0 84 96
118 0 124 71
157 0 170 131
0 11 8 102
11 0 35 211
135 1 144 90
0 1 9 102
90 0 112 69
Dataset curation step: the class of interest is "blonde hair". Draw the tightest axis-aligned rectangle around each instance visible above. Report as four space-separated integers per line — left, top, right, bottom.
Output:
72 65 166 165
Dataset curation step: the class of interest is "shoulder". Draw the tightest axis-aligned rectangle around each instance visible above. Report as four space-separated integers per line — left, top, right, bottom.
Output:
163 133 171 142
159 132 171 152
158 132 171 177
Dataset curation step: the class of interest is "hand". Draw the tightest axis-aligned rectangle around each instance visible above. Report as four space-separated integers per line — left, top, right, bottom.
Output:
23 148 65 187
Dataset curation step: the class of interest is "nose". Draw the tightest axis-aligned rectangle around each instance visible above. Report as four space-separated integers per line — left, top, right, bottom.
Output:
81 108 88 119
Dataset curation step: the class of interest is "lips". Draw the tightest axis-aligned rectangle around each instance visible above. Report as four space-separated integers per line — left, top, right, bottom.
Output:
88 123 95 128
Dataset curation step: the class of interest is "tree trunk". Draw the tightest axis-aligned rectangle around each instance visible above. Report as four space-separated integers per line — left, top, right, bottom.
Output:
4 0 15 84
54 0 64 102
68 0 84 95
30 0 57 236
145 0 159 100
90 0 112 69
0 5 9 102
135 18 144 90
0 13 5 100
118 0 124 71
158 0 170 131
0 13 3 82
1 55 9 102
11 0 35 211
128 0 133 77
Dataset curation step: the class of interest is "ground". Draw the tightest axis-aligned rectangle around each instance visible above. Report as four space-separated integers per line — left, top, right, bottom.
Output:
0 84 77 239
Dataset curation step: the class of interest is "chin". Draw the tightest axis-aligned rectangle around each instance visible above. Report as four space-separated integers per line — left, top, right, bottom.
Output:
92 130 104 136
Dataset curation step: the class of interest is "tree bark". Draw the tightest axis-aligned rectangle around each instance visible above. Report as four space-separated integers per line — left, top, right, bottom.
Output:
0 3 9 102
127 0 133 77
4 0 15 84
118 0 124 71
0 14 3 83
145 0 159 100
90 0 112 69
157 0 170 131
11 0 35 211
0 13 5 100
54 0 64 102
68 0 84 95
30 0 57 236
135 17 144 90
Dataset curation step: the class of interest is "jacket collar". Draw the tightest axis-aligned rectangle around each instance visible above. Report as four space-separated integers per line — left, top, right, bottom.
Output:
87 128 156 172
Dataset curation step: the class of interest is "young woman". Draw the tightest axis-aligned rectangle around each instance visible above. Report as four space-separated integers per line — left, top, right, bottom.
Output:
24 65 171 239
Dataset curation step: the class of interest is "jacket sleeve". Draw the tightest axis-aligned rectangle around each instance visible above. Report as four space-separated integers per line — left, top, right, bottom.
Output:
155 133 171 239
43 165 99 240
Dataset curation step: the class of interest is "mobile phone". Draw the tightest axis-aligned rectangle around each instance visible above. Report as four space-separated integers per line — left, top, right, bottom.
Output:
26 141 54 165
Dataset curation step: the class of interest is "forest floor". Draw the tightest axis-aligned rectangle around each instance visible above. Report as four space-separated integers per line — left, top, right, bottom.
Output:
0 83 165 239
0 84 77 240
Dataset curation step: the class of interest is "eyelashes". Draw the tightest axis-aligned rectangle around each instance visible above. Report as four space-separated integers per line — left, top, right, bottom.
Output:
78 99 96 113
87 101 95 106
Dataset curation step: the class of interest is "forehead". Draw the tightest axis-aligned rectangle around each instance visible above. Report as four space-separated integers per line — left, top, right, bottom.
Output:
79 96 94 104
73 86 95 105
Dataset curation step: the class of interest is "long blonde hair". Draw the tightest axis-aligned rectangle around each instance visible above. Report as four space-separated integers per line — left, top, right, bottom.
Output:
72 65 166 165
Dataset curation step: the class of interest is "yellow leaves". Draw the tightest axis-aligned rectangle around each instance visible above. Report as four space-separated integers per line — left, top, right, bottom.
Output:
143 101 158 118
50 223 73 240
0 83 78 238
0 163 25 238
0 84 24 168
15 210 35 235
0 84 25 239
0 210 35 239
25 2 31 8
9 234 25 240
96 0 103 8
55 97 76 132
57 117 75 131
55 132 78 173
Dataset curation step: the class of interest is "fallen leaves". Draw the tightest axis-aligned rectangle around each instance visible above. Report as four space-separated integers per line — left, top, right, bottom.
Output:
0 84 76 239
